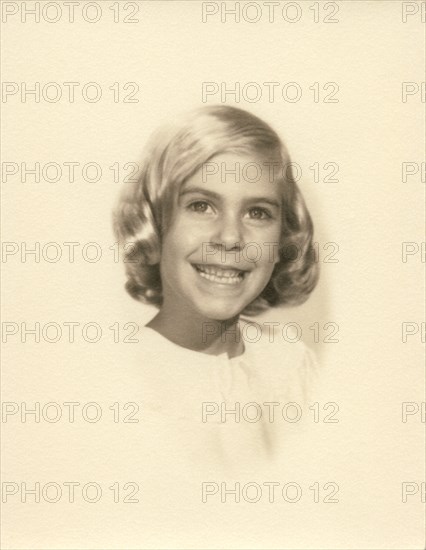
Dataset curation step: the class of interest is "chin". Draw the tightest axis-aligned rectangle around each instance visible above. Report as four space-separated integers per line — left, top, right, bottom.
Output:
194 302 245 323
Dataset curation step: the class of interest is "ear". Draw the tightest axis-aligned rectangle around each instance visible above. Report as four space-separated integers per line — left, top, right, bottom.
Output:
147 249 161 265
147 246 161 265
274 249 281 264
273 241 281 264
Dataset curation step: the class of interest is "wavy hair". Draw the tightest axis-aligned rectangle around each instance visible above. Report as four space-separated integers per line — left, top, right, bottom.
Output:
112 105 319 316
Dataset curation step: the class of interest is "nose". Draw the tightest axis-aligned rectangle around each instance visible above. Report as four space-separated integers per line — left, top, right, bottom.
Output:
212 212 244 251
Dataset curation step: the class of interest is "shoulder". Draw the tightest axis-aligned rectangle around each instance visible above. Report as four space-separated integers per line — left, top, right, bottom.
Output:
239 317 320 401
239 317 318 364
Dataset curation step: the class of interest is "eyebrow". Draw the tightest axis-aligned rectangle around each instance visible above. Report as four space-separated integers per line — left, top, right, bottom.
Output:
179 187 281 208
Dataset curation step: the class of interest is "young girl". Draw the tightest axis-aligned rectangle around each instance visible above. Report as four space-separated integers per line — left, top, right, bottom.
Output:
113 105 319 472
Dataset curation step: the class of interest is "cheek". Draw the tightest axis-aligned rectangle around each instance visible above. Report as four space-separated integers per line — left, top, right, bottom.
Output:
171 212 211 246
253 225 282 266
161 220 200 264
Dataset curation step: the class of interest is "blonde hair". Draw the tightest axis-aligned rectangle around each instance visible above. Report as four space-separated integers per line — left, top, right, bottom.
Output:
113 105 319 316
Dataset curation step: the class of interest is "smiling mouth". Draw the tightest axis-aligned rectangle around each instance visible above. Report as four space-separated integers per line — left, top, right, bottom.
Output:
192 264 247 285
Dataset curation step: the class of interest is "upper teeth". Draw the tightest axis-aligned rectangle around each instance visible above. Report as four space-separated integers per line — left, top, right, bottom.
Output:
195 265 243 278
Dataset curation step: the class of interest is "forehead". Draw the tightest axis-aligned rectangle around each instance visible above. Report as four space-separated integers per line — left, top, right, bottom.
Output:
182 152 283 200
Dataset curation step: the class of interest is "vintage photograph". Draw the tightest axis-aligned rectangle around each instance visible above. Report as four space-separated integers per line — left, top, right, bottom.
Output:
1 1 425 549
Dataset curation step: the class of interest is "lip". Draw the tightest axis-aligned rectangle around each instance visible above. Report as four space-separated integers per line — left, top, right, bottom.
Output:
191 263 249 286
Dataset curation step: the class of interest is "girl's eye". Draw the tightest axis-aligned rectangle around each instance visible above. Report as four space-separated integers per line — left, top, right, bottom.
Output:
188 201 212 213
248 207 272 220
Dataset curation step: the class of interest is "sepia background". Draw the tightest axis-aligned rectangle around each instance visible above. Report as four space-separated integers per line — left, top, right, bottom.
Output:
1 1 425 548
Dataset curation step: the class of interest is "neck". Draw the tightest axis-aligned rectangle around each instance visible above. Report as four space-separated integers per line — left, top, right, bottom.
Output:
146 305 244 358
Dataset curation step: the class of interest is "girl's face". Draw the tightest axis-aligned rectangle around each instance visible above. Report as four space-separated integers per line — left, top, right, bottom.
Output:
159 152 283 322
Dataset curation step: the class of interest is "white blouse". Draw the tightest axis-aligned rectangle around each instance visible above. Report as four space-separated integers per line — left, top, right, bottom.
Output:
129 318 320 475
101 320 323 547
